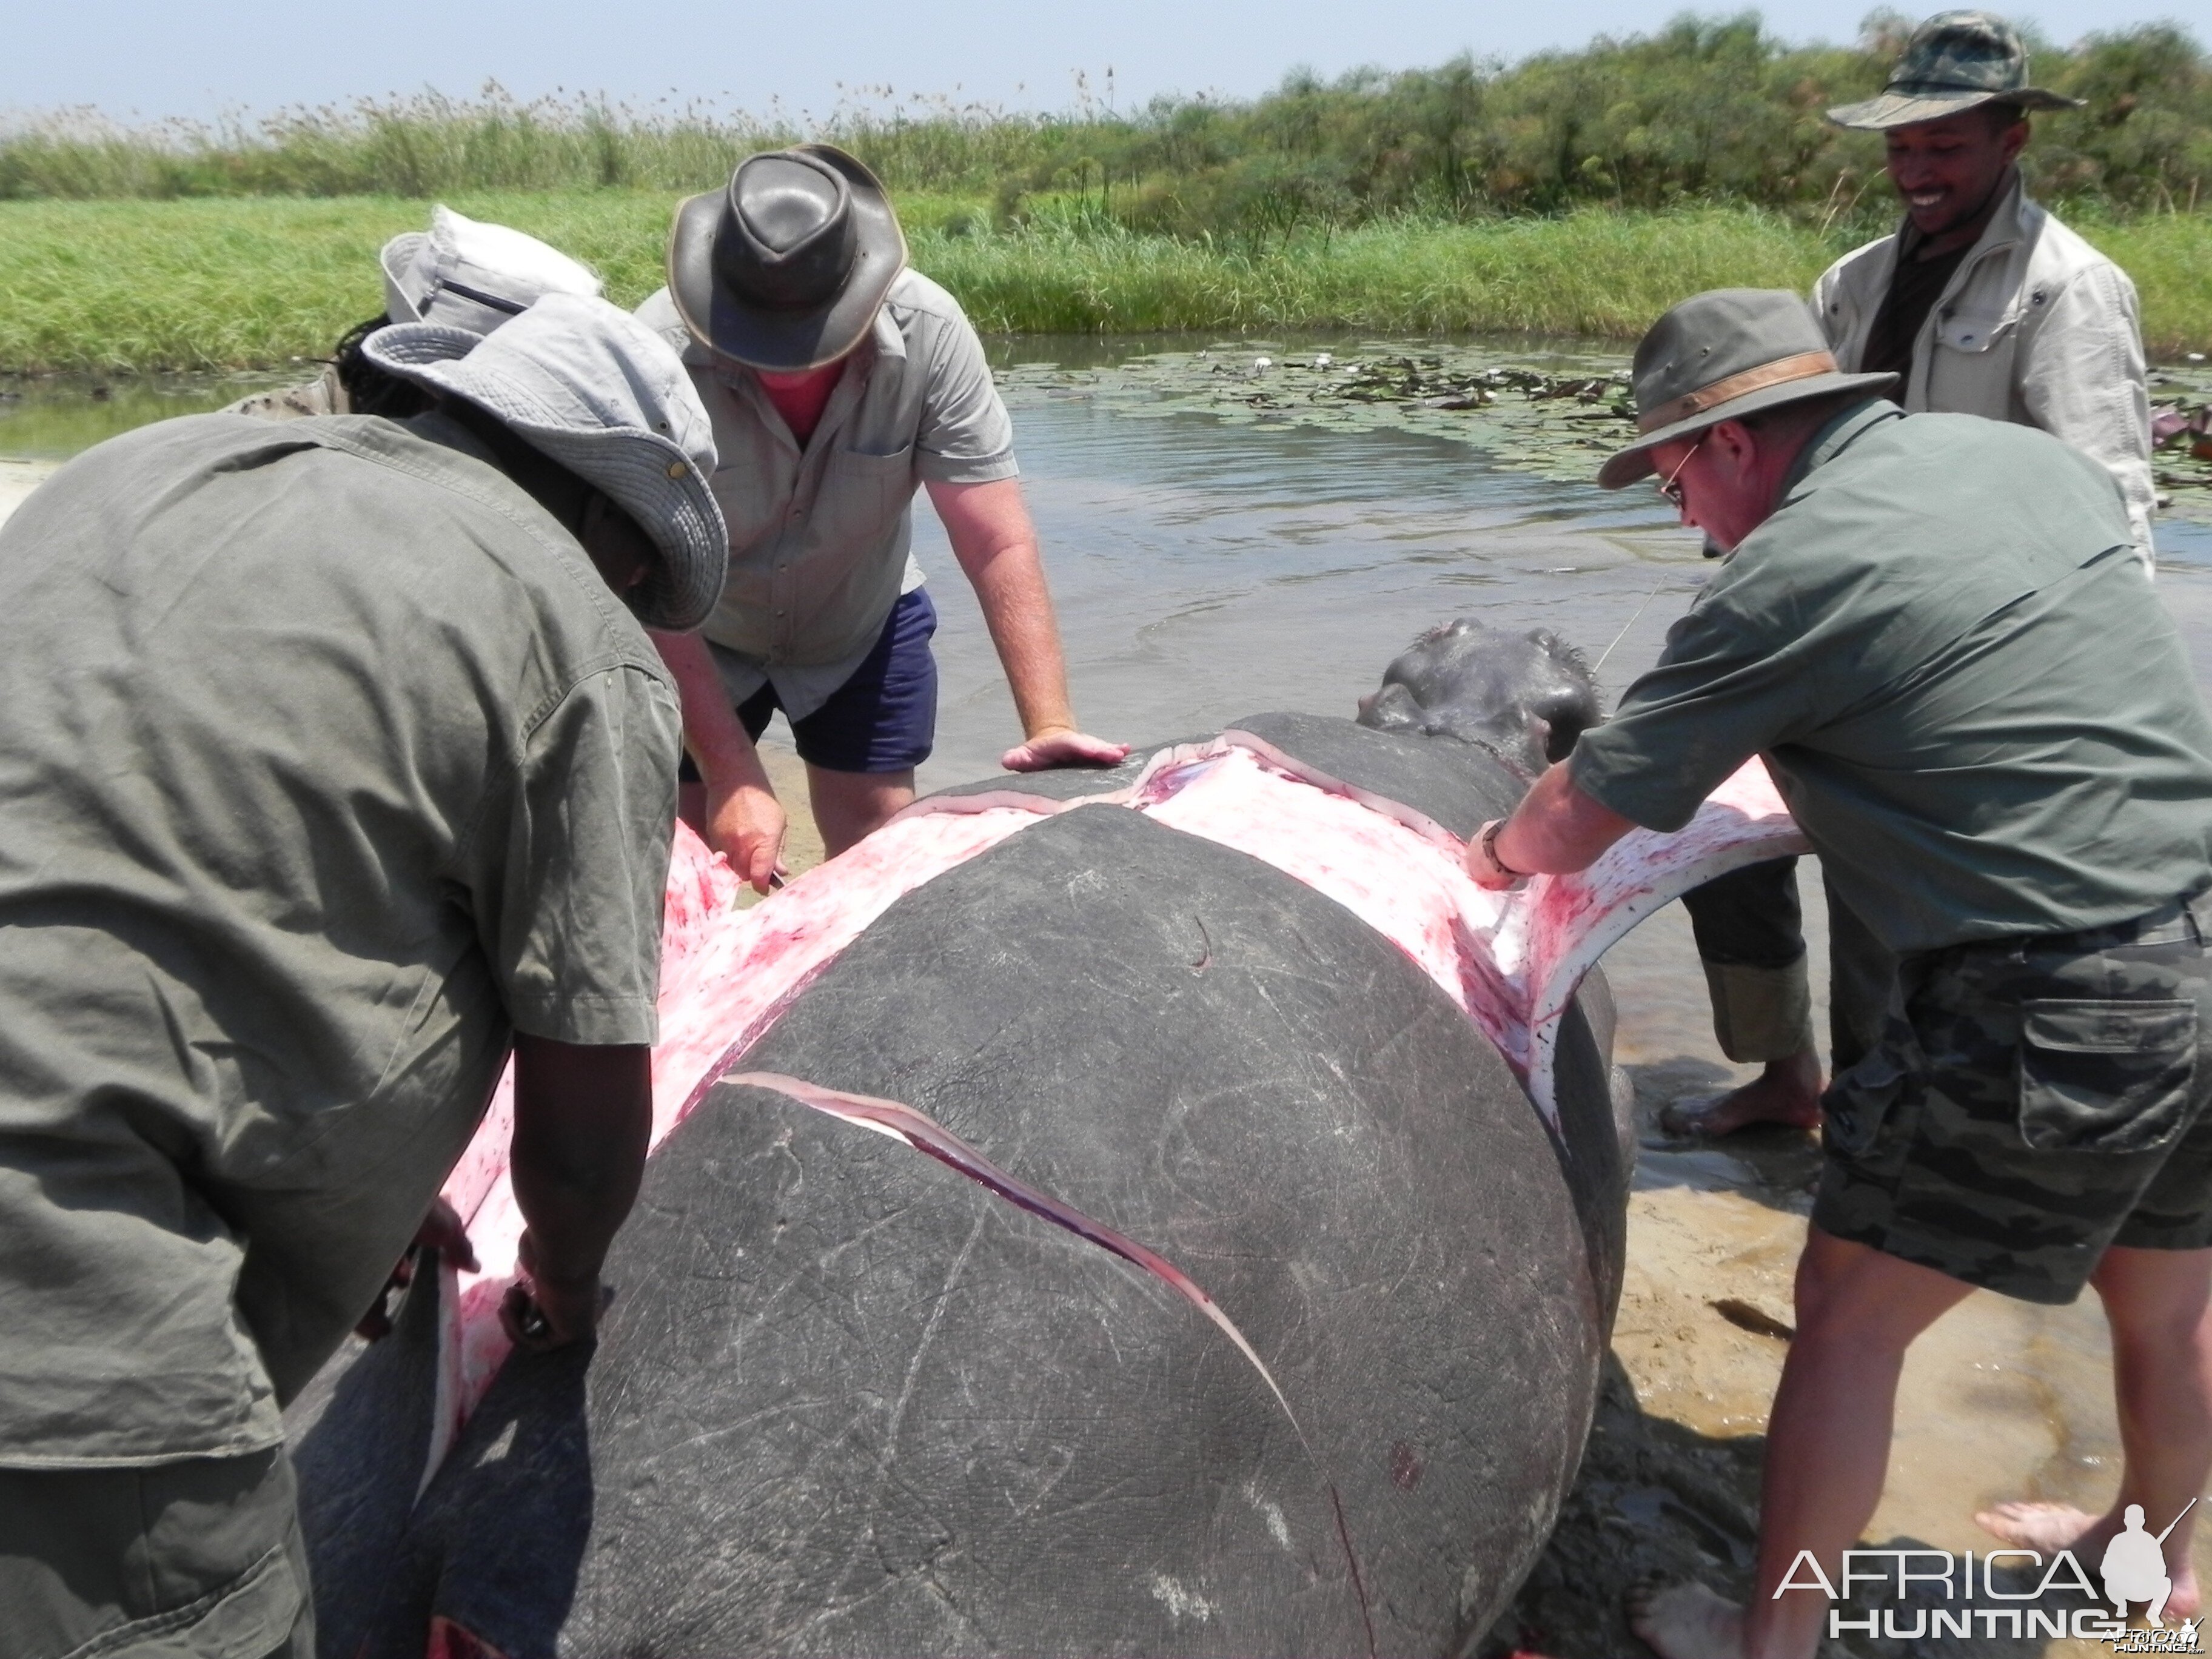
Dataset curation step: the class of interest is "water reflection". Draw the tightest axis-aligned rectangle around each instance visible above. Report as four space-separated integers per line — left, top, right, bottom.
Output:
0 371 290 460
916 395 1715 791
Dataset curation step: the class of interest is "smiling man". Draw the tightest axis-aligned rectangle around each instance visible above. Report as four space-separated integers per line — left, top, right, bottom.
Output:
1669 10 2160 1145
1817 10 2152 559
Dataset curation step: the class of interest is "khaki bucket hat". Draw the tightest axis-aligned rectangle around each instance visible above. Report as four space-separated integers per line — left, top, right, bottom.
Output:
666 144 908 372
364 293 728 631
1828 10 2083 130
1598 289 1897 489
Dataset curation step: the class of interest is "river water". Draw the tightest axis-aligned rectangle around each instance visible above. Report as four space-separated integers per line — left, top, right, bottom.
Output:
7 345 2212 1655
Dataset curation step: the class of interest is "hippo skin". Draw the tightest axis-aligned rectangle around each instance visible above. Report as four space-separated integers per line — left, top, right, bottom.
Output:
288 628 1803 1658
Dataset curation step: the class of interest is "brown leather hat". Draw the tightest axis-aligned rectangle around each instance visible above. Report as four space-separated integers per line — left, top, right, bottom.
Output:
666 144 907 371
1598 289 1897 488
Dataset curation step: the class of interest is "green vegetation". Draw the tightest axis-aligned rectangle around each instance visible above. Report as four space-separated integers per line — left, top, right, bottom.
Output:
2 13 2205 370
5 192 2207 373
4 13 2205 225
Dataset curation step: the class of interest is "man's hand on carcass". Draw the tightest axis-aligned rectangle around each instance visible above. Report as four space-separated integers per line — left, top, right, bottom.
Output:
649 627 788 894
356 1196 479 1341
1465 818 1530 893
500 1034 651 1353
500 1228 614 1352
1463 762 1638 892
1000 726 1131 773
705 771 788 894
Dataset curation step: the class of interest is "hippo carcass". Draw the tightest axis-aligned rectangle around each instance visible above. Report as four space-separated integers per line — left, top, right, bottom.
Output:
287 625 1803 1658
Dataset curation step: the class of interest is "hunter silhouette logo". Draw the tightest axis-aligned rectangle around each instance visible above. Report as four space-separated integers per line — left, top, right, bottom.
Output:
2103 1502 2190 1627
1774 1503 2208 1649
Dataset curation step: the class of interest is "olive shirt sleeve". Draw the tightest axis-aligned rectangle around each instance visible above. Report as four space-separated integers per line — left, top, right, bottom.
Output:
912 307 1019 485
1568 591 1814 833
465 660 683 1046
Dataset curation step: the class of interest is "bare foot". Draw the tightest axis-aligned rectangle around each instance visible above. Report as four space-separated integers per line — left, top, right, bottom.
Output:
1660 1050 1824 1138
1628 1580 1748 1659
1975 1499 2103 1552
1976 1501 2202 1619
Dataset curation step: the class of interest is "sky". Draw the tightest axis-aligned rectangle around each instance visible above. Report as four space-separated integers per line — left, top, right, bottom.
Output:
4 0 2200 127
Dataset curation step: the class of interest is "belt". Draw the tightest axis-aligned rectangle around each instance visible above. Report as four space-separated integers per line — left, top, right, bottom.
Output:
1986 886 2212 960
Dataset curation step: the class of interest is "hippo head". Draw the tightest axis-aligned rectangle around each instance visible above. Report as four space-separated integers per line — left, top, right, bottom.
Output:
1356 619 1602 777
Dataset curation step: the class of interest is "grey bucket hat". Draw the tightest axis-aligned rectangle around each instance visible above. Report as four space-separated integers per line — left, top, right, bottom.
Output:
379 206 603 335
364 293 728 631
1598 289 1897 489
1828 10 2083 130
666 143 908 371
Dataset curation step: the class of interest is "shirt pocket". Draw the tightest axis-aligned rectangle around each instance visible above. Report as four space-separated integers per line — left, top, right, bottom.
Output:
1932 305 2013 356
811 442 916 559
2018 998 2197 1154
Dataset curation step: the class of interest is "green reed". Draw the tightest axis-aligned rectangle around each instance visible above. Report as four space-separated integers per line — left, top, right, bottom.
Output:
3 193 2205 374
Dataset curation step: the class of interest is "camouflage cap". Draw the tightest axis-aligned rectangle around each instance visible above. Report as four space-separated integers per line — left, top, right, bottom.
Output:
1828 10 2083 130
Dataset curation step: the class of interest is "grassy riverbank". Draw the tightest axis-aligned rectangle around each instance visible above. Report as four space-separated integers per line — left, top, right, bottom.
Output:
5 192 2208 372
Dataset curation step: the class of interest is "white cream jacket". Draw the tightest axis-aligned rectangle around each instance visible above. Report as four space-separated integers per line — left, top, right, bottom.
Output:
1811 177 2156 567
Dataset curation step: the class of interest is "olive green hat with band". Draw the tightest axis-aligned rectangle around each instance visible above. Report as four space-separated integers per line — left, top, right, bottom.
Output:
1597 289 1898 489
1828 10 2082 130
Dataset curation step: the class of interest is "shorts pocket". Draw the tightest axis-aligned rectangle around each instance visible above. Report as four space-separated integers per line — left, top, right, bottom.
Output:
2019 998 2196 1154
1825 1044 1914 1161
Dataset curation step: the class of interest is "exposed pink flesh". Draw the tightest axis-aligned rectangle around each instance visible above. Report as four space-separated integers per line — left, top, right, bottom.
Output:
420 739 1803 1491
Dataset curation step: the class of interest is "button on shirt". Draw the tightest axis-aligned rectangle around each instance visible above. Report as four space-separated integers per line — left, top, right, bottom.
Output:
637 270 1019 719
1572 401 2212 955
0 412 680 1466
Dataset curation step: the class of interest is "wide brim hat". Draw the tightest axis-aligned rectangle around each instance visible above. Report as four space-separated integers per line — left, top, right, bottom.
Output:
666 143 907 371
379 206 603 335
1598 288 1898 489
364 292 728 631
1828 8 2083 129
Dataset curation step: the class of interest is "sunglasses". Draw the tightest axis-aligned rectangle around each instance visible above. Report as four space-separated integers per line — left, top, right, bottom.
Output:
1657 434 1705 509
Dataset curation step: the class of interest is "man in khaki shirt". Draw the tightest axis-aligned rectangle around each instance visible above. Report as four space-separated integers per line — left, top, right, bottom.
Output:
638 145 1124 889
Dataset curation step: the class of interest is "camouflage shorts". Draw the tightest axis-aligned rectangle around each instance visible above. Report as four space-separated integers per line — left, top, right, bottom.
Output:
1813 890 2212 1304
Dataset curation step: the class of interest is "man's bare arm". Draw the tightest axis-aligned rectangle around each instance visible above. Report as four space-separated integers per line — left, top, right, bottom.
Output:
926 477 1128 772
1466 761 1639 890
502 1034 652 1350
649 629 786 892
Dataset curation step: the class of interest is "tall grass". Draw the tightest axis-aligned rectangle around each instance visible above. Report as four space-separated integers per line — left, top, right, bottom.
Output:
4 14 2205 229
927 207 1836 336
6 192 2206 373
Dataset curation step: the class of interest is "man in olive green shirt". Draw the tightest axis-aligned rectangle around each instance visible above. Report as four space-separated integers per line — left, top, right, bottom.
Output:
1467 290 2212 1659
0 297 723 1659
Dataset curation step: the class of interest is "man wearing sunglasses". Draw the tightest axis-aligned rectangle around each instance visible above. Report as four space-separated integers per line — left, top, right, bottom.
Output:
1467 287 2212 1659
